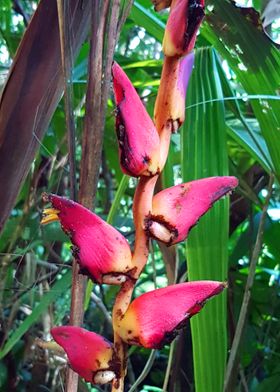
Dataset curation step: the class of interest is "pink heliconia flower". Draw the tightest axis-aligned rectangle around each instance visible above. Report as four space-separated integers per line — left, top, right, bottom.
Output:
112 62 160 177
146 176 238 245
41 194 135 284
115 281 226 348
163 0 205 57
152 0 172 11
51 326 115 384
154 53 194 133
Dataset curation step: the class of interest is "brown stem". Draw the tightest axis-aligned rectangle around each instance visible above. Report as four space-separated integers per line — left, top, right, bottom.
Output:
56 2 92 391
78 0 108 207
117 1 134 37
223 174 274 392
65 2 111 391
57 9 81 382
112 332 128 392
100 1 121 119
57 0 77 201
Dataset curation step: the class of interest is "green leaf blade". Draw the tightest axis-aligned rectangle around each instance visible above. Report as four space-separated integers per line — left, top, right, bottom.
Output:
182 48 229 392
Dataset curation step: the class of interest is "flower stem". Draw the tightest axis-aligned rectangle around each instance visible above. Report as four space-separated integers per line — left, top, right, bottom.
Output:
112 279 135 391
111 174 158 390
132 175 159 276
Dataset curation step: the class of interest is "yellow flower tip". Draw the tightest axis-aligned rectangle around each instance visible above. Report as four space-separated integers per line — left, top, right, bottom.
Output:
41 208 60 225
222 281 228 289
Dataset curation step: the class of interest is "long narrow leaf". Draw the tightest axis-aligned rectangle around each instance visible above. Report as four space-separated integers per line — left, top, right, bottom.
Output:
181 48 229 392
0 270 72 359
0 0 91 232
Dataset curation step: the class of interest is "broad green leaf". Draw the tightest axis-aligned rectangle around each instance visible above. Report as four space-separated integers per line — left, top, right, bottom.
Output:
182 48 229 392
202 0 280 179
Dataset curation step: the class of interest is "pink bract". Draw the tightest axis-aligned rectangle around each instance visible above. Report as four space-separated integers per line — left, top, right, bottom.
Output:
147 176 238 245
163 0 205 57
43 194 134 284
112 62 160 177
51 326 114 384
115 281 226 348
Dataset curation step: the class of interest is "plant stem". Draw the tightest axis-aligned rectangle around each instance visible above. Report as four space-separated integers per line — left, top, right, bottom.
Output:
223 174 274 392
128 349 158 392
65 1 119 390
57 0 77 201
56 2 93 391
111 333 127 392
132 175 158 276
112 280 135 392
78 0 108 207
162 340 175 391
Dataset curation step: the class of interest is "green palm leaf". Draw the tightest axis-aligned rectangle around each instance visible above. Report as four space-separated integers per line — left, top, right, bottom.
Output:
182 47 229 392
202 0 280 179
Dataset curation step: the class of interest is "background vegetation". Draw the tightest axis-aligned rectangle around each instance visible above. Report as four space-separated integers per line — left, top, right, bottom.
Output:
0 0 279 391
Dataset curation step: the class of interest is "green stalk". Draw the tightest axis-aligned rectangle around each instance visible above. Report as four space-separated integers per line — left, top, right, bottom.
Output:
181 48 229 392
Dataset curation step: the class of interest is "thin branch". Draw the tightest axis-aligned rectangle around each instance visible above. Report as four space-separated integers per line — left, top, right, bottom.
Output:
117 0 134 39
57 0 77 201
79 0 109 207
239 364 249 392
13 0 29 26
100 0 120 118
56 2 82 391
224 173 274 392
128 350 158 392
7 269 60 305
162 340 175 391
91 292 112 325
